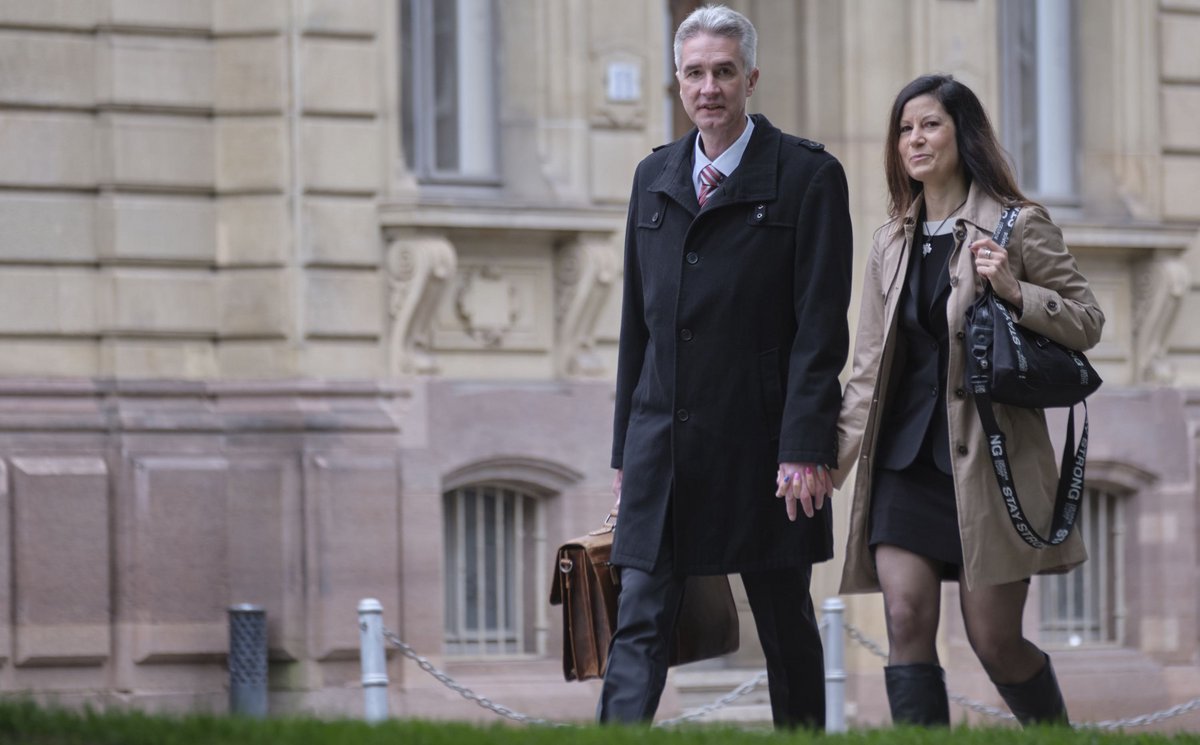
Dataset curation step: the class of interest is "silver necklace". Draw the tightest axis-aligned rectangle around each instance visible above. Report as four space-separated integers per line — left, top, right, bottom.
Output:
922 197 968 258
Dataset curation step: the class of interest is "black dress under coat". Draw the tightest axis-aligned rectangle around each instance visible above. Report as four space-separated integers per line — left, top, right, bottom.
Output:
609 114 854 575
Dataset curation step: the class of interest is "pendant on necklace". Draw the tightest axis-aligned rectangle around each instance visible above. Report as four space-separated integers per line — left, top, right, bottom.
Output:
921 241 933 258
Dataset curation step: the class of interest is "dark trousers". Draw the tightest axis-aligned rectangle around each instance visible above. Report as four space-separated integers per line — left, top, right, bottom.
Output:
596 539 825 729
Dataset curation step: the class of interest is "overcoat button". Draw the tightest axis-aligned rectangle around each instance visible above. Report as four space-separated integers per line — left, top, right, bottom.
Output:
929 386 938 397
651 211 660 222
686 252 699 265
679 328 693 341
929 341 938 351
676 409 690 422
957 444 968 456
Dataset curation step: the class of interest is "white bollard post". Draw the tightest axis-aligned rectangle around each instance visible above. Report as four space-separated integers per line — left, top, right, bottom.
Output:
822 596 847 733
358 598 389 723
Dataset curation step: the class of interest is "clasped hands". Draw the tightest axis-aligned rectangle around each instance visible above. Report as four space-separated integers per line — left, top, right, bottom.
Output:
776 462 832 521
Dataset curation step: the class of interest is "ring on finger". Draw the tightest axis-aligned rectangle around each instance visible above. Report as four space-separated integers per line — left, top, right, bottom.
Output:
984 249 992 259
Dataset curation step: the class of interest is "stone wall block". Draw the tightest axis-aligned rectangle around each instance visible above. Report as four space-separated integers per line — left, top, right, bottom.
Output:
98 195 215 264
213 0 286 34
105 0 211 31
303 198 378 266
99 36 212 110
217 341 295 378
305 270 381 337
301 39 379 114
300 120 380 193
0 31 94 107
105 269 217 335
300 0 379 36
0 0 99 28
0 113 94 188
0 460 9 664
0 195 95 263
100 339 217 378
227 457 303 660
11 457 110 666
1161 14 1200 82
215 37 286 113
0 269 98 335
216 118 288 192
219 269 291 338
100 114 214 190
217 196 289 266
305 453 399 660
0 341 98 377
1163 156 1200 220
300 341 382 378
1162 86 1200 150
127 456 228 663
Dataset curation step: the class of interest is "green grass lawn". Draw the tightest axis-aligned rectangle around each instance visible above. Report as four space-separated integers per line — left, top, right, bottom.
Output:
1 700 1198 745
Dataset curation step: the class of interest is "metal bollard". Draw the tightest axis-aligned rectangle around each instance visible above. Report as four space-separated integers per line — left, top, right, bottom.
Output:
358 598 389 723
228 604 268 718
822 597 847 733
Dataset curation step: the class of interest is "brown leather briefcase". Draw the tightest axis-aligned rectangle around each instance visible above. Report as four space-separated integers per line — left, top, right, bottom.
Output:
548 515 740 682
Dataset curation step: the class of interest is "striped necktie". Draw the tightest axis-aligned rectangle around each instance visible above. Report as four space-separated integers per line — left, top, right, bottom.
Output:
697 164 725 207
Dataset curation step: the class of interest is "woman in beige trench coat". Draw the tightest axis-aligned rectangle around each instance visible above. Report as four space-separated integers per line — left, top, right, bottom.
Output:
832 75 1104 727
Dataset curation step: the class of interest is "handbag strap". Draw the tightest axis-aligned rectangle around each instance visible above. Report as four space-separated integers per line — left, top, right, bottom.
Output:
971 205 1087 549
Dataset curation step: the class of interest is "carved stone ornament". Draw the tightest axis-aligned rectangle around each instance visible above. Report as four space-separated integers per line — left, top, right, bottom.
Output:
554 236 620 377
1132 255 1190 385
386 235 458 375
454 266 521 348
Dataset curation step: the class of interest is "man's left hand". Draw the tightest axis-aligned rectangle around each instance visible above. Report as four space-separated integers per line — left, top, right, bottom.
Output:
775 462 832 521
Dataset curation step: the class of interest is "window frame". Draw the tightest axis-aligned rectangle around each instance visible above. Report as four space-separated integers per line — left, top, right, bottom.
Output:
442 482 546 659
400 0 501 186
1036 486 1125 648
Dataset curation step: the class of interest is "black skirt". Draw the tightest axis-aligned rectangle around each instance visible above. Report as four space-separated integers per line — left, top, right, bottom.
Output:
869 460 964 575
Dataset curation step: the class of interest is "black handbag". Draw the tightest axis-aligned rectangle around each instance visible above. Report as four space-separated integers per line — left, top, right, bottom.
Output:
963 205 1102 548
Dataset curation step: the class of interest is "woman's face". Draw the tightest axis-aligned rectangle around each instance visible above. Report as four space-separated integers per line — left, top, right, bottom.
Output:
897 94 961 189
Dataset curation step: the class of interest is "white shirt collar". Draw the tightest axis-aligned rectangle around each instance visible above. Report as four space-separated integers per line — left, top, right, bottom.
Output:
692 115 755 199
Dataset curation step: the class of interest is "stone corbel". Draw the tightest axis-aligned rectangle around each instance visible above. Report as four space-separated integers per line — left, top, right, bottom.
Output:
1133 255 1191 385
555 235 620 377
386 235 458 375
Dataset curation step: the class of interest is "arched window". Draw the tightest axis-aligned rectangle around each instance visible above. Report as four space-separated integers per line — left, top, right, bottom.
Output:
1037 486 1124 646
443 483 543 656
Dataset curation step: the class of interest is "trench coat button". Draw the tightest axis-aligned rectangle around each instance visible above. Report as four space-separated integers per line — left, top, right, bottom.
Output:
686 252 699 265
679 328 693 341
949 276 958 287
957 444 968 456
956 330 965 340
676 409 690 422
954 228 966 241
955 387 966 399
1048 299 1059 311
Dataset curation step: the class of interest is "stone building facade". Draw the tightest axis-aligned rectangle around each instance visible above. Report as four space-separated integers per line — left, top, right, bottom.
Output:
0 0 1197 729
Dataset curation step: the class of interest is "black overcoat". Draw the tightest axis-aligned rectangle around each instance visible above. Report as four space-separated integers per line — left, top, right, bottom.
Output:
610 114 853 574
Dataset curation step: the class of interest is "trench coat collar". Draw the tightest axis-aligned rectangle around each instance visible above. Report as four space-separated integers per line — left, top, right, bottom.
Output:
647 113 781 215
900 179 1006 240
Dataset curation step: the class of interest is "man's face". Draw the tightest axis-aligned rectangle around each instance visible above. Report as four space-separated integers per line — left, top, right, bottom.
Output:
677 33 758 136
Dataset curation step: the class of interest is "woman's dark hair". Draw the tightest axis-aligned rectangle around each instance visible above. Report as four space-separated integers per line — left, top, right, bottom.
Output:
884 74 1026 219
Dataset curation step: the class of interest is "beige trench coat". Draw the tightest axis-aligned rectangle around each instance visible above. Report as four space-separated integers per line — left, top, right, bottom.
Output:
835 182 1105 592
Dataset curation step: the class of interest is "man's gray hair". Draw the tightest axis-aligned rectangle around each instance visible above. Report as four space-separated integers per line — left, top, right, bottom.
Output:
673 4 757 73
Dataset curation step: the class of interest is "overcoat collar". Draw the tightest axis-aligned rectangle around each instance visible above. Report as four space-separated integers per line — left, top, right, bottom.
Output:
647 113 781 215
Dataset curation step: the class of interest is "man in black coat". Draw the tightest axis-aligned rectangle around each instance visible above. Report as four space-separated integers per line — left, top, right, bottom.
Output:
597 5 853 730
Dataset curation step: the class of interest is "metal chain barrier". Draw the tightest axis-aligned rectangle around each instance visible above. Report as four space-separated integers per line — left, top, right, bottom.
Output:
370 608 1200 731
841 620 1200 729
382 628 565 727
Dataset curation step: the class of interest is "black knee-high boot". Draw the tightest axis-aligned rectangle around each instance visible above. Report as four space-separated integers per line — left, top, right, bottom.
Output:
884 663 950 726
993 653 1069 726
